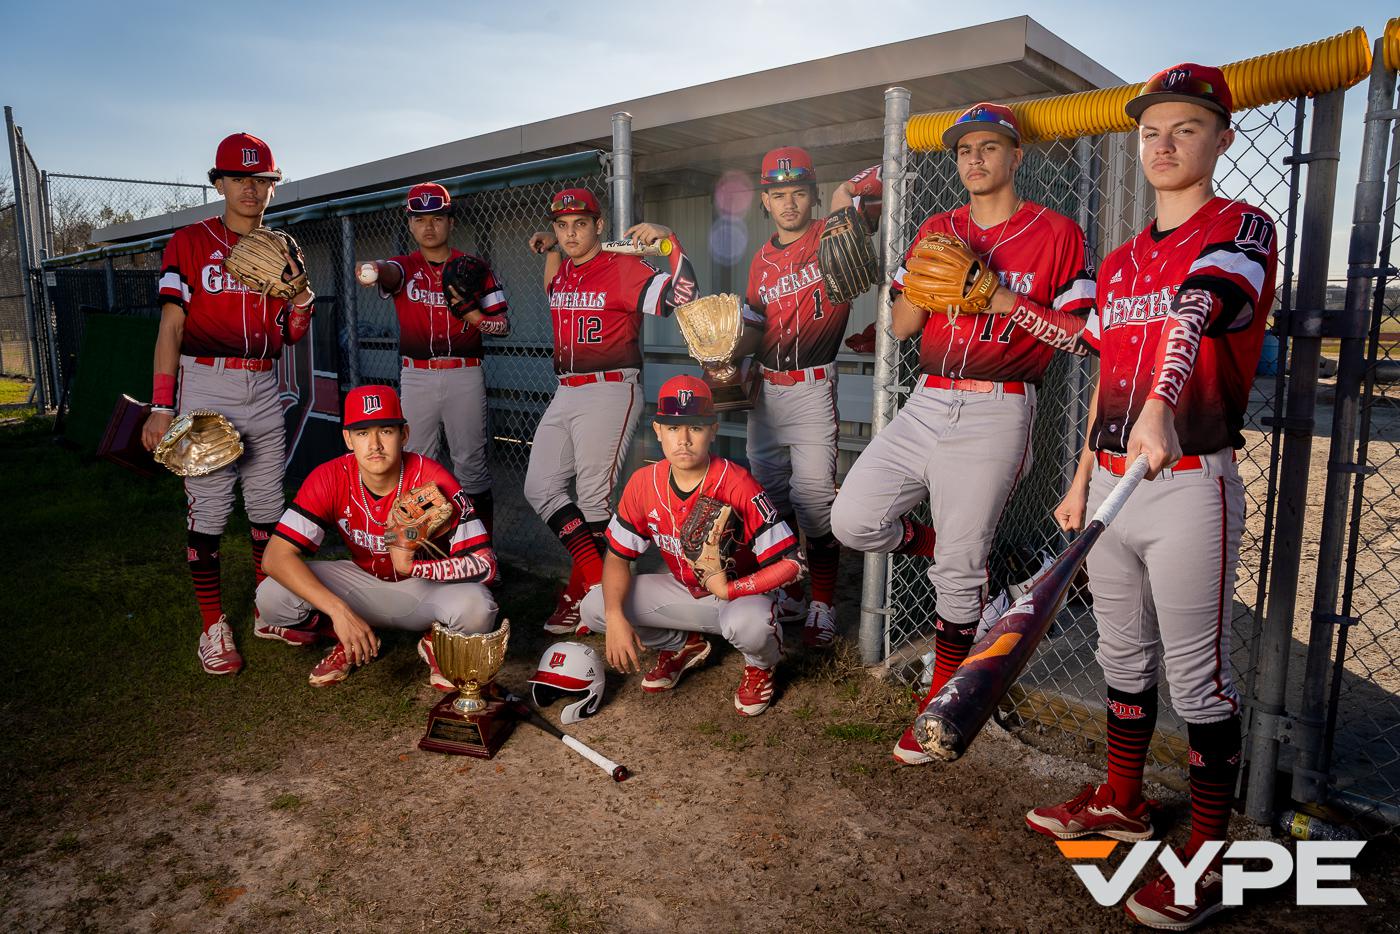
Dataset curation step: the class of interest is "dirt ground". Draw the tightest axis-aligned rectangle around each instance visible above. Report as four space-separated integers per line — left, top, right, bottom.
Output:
5 612 1399 934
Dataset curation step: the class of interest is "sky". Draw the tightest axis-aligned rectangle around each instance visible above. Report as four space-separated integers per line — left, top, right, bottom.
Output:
3 0 1395 278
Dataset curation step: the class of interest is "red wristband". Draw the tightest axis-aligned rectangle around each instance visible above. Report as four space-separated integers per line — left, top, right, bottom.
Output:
152 372 176 407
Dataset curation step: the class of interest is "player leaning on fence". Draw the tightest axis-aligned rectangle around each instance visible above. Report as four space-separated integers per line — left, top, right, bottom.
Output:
828 103 1096 765
140 132 315 677
1023 65 1279 931
524 188 700 637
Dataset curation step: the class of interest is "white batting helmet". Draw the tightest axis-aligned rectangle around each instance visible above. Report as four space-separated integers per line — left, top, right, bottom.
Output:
528 642 605 724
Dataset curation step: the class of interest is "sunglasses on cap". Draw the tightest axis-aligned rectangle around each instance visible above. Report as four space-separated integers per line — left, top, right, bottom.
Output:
550 194 596 214
1144 71 1220 101
657 395 713 418
760 165 815 186
408 191 448 213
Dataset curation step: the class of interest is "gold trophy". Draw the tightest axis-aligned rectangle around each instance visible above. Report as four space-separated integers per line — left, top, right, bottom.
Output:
673 294 760 412
418 620 518 758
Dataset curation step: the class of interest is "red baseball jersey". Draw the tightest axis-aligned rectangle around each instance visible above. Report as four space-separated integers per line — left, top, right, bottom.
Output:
548 251 670 374
384 250 508 360
891 202 1095 383
847 164 884 229
1085 197 1278 454
745 216 852 371
274 452 492 582
606 457 799 599
158 218 301 359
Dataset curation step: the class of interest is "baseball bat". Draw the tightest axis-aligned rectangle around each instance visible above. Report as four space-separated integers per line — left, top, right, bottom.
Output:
913 454 1151 761
506 697 630 782
600 238 672 257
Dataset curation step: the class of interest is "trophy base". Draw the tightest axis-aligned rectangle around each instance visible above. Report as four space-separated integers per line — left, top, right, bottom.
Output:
418 695 518 758
706 358 761 413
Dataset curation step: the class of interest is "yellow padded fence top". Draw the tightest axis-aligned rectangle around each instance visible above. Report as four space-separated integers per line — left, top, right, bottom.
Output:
906 26 1373 152
1386 17 1400 72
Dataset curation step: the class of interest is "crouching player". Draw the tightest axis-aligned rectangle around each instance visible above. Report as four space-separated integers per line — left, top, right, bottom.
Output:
257 385 499 687
579 376 804 716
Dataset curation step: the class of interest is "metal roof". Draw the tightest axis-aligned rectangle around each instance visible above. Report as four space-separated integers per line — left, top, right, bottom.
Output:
94 15 1119 243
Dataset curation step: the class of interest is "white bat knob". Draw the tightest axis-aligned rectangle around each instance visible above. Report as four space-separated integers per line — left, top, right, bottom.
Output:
356 262 378 286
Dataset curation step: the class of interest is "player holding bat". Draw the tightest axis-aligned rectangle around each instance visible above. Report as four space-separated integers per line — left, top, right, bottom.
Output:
1020 66 1277 930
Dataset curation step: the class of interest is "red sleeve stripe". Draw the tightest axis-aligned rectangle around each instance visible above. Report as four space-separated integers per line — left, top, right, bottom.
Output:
607 516 648 558
451 518 489 547
273 523 318 554
279 508 326 547
1188 248 1266 299
159 269 190 303
1082 307 1103 349
1052 274 1095 312
479 288 507 313
638 272 670 317
753 522 798 564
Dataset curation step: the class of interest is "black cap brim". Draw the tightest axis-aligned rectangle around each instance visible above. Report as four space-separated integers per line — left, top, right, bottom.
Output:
1126 92 1230 123
343 417 407 430
653 414 717 426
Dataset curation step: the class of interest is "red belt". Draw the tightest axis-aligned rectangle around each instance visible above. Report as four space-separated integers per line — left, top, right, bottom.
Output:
921 374 1026 395
192 356 274 372
559 370 626 387
762 366 828 386
1096 450 1235 476
402 356 481 370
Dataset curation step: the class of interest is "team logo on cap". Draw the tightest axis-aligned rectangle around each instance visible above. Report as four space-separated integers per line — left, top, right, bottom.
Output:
361 394 383 414
676 389 694 409
549 651 567 668
241 148 260 167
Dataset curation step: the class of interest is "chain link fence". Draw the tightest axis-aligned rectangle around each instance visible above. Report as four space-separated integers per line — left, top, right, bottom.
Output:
40 152 612 575
876 101 1304 775
42 173 212 258
4 109 48 390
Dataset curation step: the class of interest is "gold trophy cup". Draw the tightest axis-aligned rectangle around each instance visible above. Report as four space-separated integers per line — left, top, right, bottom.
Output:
418 620 518 758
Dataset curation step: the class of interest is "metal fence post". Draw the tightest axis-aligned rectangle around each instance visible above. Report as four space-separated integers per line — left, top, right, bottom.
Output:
103 256 116 310
339 215 361 387
859 86 910 665
610 113 634 238
1244 87 1346 825
1291 42 1398 806
5 106 46 408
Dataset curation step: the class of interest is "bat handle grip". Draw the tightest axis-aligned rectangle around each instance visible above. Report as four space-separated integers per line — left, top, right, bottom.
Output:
1090 454 1150 527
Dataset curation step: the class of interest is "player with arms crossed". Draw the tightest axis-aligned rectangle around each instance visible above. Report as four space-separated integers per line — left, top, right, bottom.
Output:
742 146 854 648
140 132 316 676
580 376 804 716
1025 66 1277 931
526 188 699 634
829 104 1096 763
257 386 499 688
356 183 509 530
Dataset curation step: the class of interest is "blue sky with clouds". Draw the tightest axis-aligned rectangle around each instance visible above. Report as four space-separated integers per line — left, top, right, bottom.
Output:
3 1 1394 275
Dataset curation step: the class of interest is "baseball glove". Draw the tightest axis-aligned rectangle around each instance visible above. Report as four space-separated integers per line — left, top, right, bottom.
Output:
674 294 744 381
818 206 880 305
152 409 244 477
442 254 493 320
224 227 309 301
383 483 455 553
679 495 735 588
901 233 999 323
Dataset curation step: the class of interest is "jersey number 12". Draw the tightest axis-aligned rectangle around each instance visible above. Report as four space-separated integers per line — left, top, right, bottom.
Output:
575 315 603 344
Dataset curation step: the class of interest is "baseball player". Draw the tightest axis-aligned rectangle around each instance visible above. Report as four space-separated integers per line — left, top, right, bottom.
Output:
579 375 804 716
140 132 315 676
1025 66 1277 930
828 103 1096 764
355 183 509 531
257 385 499 688
741 146 853 648
525 188 699 634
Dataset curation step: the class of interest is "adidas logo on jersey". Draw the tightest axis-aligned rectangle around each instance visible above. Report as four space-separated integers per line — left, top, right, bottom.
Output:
1109 269 1123 284
211 249 224 260
648 509 660 521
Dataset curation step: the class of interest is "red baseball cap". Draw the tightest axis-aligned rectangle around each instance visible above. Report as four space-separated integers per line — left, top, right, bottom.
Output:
941 103 1021 149
1127 63 1233 122
343 385 407 430
406 182 451 215
760 146 816 187
654 374 717 425
211 132 282 181
549 188 601 219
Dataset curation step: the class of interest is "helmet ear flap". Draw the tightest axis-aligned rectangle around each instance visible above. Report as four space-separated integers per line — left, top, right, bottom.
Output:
532 683 564 708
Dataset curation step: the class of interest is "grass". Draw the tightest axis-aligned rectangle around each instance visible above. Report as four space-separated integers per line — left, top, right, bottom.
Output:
0 377 33 407
0 417 559 858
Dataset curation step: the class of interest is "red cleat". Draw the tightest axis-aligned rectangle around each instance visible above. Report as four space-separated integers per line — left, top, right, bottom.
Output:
309 642 352 687
641 633 711 693
1124 850 1225 930
198 616 243 676
417 635 454 692
734 665 775 717
1025 783 1155 842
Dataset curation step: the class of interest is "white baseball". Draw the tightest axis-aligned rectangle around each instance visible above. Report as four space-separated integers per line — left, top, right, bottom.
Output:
356 262 378 285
